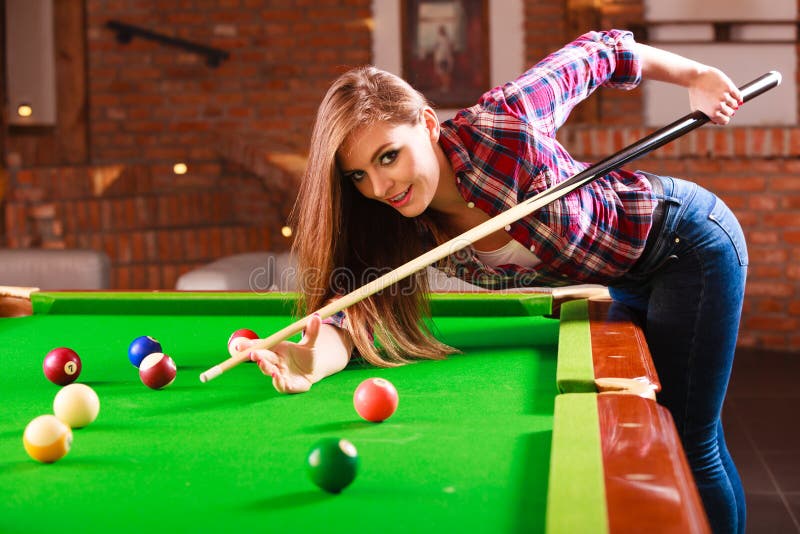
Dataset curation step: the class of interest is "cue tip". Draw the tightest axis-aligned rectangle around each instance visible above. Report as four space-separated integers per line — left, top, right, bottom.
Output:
200 366 222 383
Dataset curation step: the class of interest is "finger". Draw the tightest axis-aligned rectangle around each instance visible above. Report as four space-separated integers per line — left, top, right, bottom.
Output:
254 356 280 378
272 373 289 393
724 93 739 110
249 348 279 365
719 75 741 102
720 102 736 118
712 110 731 125
298 313 321 348
230 338 256 356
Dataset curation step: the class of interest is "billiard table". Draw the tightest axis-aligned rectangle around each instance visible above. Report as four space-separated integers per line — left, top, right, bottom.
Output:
0 289 709 533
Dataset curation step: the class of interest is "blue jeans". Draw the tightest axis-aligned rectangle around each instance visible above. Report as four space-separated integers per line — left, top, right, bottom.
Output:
609 175 747 534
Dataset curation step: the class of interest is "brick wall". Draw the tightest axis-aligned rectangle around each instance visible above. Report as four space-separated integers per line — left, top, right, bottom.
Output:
85 0 371 164
1 0 371 289
524 0 567 66
3 161 286 289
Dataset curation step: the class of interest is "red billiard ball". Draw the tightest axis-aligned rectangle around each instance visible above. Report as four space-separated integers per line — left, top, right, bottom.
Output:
353 378 399 422
227 328 259 352
43 347 82 386
138 353 177 390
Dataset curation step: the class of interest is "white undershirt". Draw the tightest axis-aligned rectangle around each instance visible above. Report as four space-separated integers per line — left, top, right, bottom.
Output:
474 239 542 269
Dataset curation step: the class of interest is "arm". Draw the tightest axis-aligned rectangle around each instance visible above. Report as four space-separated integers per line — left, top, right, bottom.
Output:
241 315 353 393
308 321 353 382
635 43 742 125
492 30 641 135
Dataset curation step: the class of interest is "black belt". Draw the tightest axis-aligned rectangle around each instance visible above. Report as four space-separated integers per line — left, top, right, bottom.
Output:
637 172 666 266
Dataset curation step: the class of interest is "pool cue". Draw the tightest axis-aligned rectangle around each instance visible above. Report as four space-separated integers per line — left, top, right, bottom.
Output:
199 70 781 384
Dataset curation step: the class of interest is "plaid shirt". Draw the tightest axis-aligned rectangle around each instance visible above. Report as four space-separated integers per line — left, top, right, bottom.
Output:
436 29 657 288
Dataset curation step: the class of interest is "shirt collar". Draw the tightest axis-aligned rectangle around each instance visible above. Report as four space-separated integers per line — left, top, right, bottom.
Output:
438 119 474 176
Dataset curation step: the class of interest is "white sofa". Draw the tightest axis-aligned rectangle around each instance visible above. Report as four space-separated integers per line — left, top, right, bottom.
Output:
0 249 110 289
174 251 484 292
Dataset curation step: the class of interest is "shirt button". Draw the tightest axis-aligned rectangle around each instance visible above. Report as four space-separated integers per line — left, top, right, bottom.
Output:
674 237 680 244
466 202 475 208
504 225 511 231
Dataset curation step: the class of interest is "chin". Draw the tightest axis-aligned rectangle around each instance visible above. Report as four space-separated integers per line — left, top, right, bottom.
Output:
396 202 428 218
395 208 421 218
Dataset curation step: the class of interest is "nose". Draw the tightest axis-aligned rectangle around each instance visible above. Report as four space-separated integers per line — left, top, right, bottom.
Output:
368 172 395 199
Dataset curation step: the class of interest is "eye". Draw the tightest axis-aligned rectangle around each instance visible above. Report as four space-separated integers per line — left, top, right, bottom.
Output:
379 150 398 166
345 170 366 183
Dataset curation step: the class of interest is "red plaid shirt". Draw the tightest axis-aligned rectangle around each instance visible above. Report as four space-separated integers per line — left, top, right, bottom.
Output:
436 29 657 288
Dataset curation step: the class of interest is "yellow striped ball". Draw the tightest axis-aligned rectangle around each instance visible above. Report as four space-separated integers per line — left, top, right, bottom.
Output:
23 414 73 463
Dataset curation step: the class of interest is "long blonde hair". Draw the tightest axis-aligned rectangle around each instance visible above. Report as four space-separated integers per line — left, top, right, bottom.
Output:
290 66 454 366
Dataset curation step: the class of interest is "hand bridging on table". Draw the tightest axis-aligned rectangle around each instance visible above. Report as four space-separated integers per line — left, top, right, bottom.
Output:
688 67 743 125
233 314 322 394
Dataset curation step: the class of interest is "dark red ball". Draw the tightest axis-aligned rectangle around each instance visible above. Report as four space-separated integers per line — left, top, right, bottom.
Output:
138 352 177 390
43 347 82 386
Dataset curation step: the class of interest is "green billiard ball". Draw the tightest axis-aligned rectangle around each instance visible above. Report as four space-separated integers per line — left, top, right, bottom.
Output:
306 438 359 493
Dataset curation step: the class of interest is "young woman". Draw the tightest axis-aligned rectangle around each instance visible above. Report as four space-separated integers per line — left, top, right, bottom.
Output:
240 30 746 533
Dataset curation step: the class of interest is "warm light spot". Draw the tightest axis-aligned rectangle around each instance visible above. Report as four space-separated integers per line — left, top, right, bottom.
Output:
17 104 33 117
624 473 656 481
173 162 188 175
281 226 293 238
91 165 125 196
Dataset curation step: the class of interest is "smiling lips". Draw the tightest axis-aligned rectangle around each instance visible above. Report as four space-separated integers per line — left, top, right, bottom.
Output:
387 185 412 208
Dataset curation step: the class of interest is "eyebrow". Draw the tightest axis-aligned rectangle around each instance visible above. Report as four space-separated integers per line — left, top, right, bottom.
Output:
340 142 393 174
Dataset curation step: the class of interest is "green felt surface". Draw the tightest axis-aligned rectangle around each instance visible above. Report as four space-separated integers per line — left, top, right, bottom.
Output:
546 394 607 534
555 299 596 393
30 291 554 318
0 291 609 533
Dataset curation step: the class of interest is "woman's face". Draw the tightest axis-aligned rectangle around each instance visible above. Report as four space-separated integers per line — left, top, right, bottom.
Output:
337 109 442 218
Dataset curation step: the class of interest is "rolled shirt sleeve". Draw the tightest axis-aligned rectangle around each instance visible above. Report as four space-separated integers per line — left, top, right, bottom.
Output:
486 29 642 135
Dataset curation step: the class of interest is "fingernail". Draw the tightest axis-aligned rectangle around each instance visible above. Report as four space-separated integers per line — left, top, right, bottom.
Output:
248 352 255 361
312 312 320 318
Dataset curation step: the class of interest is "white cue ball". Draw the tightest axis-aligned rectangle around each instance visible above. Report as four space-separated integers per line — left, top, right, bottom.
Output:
53 383 100 428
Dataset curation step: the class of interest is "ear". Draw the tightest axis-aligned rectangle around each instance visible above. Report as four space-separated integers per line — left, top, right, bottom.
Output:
420 106 440 142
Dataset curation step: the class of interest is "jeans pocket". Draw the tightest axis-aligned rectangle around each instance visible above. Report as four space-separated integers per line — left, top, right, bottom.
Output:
708 197 748 267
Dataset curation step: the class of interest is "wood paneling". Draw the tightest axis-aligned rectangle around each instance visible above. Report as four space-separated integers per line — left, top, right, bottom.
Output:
1 0 7 168
6 1 88 166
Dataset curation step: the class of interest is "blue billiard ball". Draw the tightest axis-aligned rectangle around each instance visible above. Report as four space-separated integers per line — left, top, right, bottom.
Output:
128 335 163 367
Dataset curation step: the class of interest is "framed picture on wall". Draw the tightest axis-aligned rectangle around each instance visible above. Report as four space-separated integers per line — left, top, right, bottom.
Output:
402 0 489 108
